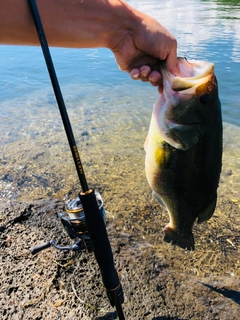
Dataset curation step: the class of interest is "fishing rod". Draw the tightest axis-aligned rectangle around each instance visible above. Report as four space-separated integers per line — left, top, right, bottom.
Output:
27 0 125 318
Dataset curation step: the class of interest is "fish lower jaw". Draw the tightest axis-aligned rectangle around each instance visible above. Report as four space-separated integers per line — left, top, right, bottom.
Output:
163 224 195 250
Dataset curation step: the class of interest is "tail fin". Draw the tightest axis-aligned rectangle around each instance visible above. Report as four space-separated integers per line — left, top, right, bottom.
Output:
163 225 195 250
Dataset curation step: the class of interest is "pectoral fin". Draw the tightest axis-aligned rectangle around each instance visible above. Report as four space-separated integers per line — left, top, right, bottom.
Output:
165 123 202 150
152 191 166 208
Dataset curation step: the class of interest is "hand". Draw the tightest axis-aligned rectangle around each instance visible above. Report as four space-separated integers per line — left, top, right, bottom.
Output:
110 15 179 92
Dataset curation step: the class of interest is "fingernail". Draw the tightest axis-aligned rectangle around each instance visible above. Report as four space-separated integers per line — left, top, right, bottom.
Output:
149 76 159 82
131 73 139 79
141 71 149 77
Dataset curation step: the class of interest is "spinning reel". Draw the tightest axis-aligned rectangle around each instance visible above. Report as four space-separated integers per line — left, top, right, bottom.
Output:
30 191 106 254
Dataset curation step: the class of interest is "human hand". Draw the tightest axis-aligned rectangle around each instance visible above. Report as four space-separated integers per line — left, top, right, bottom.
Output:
110 14 179 93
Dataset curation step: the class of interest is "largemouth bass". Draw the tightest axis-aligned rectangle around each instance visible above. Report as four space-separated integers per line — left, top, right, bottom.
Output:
144 58 222 250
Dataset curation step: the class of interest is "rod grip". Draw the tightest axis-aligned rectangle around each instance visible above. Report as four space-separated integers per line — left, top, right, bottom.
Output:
79 190 122 296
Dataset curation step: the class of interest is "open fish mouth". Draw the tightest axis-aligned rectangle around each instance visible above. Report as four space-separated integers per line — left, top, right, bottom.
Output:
162 57 215 93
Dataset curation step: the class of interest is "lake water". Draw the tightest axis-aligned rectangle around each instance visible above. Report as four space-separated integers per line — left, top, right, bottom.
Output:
0 1 240 318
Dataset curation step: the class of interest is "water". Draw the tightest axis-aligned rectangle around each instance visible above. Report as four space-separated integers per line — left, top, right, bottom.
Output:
0 1 239 317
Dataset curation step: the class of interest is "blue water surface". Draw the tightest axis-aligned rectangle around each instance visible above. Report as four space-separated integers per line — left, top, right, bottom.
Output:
0 0 240 127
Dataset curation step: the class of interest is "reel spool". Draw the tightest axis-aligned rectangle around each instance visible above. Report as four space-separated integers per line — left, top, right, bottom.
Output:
60 191 106 239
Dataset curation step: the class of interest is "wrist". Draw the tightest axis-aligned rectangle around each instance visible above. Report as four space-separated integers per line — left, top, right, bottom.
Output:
106 0 144 51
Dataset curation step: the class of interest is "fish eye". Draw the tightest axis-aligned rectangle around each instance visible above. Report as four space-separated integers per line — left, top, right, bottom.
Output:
199 93 210 105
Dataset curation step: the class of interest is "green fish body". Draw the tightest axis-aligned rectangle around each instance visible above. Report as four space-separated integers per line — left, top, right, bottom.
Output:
145 58 222 250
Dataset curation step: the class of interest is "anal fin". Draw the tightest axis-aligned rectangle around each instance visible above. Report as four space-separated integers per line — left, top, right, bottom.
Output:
197 193 217 223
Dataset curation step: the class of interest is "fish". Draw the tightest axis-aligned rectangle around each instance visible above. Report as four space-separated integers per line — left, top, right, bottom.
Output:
144 58 222 250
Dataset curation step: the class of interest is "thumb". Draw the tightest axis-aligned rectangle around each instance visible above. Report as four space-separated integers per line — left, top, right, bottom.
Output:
165 48 180 75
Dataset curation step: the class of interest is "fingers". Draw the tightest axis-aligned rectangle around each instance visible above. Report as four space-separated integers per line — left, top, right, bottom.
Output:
130 65 163 92
149 71 163 93
130 66 162 84
130 65 150 82
148 70 161 85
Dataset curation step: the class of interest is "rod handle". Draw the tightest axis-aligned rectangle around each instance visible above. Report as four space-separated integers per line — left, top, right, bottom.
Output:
79 190 124 295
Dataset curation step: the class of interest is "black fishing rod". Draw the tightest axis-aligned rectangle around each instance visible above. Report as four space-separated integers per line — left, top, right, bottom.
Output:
27 0 125 318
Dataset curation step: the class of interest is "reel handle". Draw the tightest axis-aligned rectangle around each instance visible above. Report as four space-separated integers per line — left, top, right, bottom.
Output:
29 241 51 255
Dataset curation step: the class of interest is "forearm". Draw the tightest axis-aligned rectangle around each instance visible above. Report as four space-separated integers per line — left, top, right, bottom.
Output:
0 0 143 48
